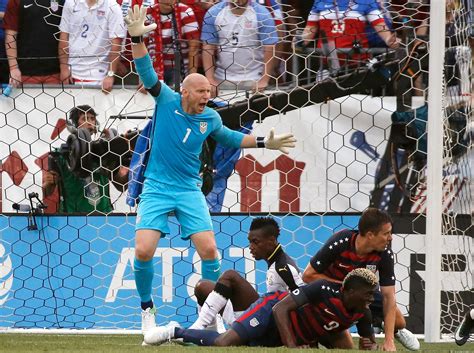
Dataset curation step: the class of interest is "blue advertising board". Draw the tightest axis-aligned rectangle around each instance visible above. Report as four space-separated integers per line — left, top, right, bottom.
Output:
0 214 359 330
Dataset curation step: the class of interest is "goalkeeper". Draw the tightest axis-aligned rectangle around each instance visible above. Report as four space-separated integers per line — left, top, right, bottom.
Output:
124 5 297 337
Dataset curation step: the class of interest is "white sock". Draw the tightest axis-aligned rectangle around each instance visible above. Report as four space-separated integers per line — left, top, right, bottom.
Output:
469 309 474 320
221 300 235 325
190 291 228 329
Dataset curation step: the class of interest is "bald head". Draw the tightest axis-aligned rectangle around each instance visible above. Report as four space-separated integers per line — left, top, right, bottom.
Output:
182 73 210 90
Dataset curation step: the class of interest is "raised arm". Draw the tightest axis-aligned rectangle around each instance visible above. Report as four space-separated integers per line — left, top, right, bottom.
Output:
124 5 160 90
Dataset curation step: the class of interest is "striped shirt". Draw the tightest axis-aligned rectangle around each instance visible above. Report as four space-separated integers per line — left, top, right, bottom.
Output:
307 0 385 49
290 280 370 345
147 3 199 70
309 229 395 287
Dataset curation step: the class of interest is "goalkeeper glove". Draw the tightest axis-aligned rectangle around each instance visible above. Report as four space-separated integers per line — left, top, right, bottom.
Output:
124 5 157 40
258 128 297 154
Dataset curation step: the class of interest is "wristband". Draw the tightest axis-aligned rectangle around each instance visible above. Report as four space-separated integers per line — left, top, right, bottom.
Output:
131 36 144 44
256 136 265 148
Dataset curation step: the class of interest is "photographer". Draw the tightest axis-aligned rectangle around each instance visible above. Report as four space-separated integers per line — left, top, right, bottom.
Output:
43 105 129 213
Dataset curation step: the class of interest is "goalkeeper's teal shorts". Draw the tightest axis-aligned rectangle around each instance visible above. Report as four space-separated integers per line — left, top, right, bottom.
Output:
135 180 213 239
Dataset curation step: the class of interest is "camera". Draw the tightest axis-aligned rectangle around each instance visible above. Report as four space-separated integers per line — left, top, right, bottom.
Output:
48 128 139 179
48 143 70 175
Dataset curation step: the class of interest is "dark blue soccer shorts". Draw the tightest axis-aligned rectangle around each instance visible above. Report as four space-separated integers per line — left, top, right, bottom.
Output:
231 292 285 347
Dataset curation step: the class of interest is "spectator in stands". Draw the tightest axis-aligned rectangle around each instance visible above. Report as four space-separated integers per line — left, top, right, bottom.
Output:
145 0 200 85
0 0 8 83
256 0 286 79
365 0 393 48
201 0 279 95
180 0 217 75
117 0 200 87
181 0 216 29
43 105 129 213
303 0 399 71
58 0 126 93
4 0 63 87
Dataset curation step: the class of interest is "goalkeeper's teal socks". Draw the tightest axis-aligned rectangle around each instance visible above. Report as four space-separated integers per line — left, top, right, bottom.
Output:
134 257 154 304
202 258 221 282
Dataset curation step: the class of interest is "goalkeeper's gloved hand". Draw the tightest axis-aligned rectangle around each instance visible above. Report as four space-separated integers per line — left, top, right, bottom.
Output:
124 5 157 38
262 128 297 154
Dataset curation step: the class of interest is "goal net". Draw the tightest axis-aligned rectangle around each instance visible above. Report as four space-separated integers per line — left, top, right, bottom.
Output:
0 0 471 340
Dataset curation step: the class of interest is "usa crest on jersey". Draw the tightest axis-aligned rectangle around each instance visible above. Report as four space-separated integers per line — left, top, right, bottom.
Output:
366 264 377 273
200 122 208 134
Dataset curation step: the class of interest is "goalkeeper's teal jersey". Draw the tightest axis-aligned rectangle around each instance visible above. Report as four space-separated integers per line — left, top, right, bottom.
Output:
134 54 245 191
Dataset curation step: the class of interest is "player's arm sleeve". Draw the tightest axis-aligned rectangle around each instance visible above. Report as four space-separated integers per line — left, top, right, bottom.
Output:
275 258 302 291
366 0 386 26
309 232 344 273
210 120 245 148
378 248 396 287
108 3 127 39
292 281 324 306
305 1 320 28
200 6 219 44
58 0 72 33
268 0 283 25
3 0 16 31
256 6 278 45
134 54 162 98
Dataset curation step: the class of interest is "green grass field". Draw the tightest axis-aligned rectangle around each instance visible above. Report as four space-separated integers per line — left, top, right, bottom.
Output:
0 334 469 353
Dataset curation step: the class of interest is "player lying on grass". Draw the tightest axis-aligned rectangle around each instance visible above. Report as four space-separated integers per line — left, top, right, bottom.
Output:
302 208 419 351
144 268 379 349
455 308 474 346
190 217 304 331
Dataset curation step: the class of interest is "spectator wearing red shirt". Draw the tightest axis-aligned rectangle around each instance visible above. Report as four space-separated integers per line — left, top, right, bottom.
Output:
4 0 63 87
180 0 216 29
0 0 8 83
119 0 200 86
303 0 399 70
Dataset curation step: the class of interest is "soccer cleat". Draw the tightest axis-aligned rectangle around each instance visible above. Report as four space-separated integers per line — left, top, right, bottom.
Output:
141 306 157 334
395 328 420 351
455 312 473 346
144 321 180 345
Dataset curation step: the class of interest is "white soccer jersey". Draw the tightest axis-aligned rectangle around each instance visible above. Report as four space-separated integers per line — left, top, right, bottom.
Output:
265 244 304 293
201 1 278 82
221 244 304 326
59 0 126 81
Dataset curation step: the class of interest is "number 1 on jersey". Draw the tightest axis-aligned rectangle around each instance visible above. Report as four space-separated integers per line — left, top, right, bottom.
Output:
182 128 191 143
